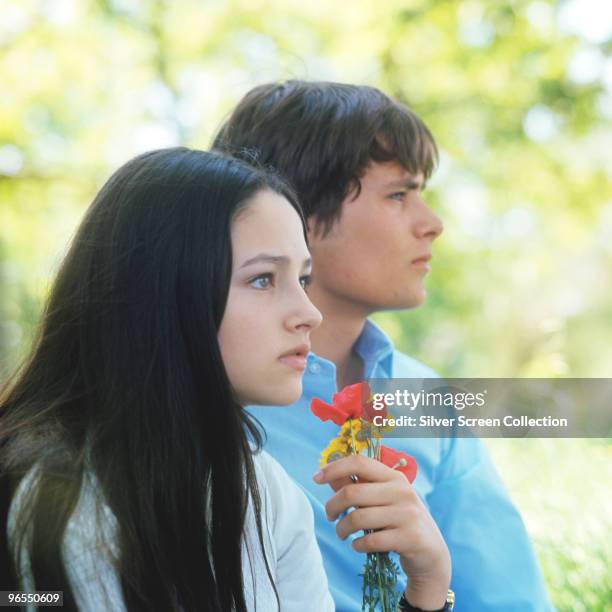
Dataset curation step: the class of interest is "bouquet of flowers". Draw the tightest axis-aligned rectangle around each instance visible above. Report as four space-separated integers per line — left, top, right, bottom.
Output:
311 382 417 611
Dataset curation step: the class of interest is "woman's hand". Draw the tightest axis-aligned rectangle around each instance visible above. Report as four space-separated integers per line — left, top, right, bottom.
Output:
313 454 451 610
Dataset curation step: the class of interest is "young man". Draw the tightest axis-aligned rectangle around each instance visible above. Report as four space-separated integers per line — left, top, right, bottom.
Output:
213 81 553 611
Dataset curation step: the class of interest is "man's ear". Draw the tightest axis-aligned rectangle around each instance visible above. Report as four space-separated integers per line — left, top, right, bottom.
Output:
306 215 320 241
307 214 337 242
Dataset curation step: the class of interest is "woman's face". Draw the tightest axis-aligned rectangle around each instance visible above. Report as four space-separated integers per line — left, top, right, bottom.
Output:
218 189 322 406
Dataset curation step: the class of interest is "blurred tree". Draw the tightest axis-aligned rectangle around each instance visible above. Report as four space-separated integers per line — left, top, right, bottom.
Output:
1 0 610 379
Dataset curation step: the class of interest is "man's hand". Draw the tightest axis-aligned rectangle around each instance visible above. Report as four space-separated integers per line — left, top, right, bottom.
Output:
313 454 451 610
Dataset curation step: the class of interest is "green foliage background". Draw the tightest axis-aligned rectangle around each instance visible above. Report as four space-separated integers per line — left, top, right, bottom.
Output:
1 0 610 609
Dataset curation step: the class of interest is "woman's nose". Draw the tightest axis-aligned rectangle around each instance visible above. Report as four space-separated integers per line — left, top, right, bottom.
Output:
285 288 323 332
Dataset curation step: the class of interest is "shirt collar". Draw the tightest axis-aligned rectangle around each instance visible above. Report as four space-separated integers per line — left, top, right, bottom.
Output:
354 319 394 376
303 319 395 396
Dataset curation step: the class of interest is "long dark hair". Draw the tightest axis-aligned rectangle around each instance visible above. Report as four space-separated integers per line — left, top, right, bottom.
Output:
0 148 302 611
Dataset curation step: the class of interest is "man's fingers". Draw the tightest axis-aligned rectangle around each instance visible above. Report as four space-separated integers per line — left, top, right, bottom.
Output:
351 528 403 554
335 506 403 540
326 475 370 492
325 481 399 519
314 454 405 486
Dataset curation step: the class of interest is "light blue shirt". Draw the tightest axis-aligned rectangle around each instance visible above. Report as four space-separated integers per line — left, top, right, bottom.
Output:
248 320 554 611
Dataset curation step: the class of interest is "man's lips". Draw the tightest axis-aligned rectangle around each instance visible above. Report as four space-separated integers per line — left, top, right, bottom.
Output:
412 254 432 270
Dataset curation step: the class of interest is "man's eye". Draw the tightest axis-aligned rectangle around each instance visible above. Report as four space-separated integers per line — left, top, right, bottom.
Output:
390 191 407 201
300 274 313 290
250 273 273 289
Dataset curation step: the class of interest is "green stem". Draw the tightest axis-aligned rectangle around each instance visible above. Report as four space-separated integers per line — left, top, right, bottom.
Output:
349 417 357 455
376 552 387 611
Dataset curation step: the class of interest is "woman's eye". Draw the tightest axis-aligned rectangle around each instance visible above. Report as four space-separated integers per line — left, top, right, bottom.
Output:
390 191 407 202
250 273 273 289
300 274 313 290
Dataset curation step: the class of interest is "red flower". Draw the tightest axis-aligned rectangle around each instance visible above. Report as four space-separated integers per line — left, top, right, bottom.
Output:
380 445 418 483
362 390 388 423
311 382 374 426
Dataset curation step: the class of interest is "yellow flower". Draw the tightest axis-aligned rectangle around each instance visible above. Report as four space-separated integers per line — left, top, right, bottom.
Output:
319 435 350 467
339 419 369 453
319 417 388 467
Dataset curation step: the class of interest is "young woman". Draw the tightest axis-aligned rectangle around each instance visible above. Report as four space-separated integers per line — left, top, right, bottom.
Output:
0 148 333 611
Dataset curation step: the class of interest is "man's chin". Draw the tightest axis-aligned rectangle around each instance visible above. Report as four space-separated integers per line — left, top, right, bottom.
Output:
377 291 426 312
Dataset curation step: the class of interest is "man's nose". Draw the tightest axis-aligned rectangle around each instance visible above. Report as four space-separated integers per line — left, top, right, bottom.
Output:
415 201 444 241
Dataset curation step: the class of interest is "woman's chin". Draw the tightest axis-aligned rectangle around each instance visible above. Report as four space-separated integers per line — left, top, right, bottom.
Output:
248 383 303 408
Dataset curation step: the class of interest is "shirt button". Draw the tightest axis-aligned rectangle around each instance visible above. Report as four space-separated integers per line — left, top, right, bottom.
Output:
308 362 321 374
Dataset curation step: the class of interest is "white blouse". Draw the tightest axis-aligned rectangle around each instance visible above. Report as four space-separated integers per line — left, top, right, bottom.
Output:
8 451 334 611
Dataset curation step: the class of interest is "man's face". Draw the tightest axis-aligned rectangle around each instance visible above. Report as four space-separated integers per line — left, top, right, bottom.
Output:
307 160 443 314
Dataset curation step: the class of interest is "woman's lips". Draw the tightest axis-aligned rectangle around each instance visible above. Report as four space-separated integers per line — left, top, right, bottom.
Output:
278 355 308 371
